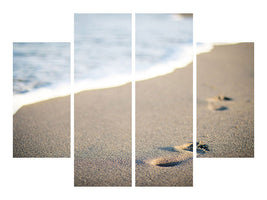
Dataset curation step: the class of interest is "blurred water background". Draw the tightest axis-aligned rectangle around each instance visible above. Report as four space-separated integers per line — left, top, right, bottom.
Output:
13 14 214 114
13 42 70 114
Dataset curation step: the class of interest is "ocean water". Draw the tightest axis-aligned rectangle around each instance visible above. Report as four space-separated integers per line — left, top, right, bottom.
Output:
74 14 132 92
74 14 195 91
136 14 193 80
13 42 70 114
13 14 215 114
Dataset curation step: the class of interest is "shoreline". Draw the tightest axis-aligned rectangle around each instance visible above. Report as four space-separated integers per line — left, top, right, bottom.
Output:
13 42 238 115
14 43 201 115
13 43 252 185
13 95 70 157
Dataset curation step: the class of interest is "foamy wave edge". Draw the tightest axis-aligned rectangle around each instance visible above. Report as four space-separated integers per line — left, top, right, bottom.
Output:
13 84 70 115
14 42 239 114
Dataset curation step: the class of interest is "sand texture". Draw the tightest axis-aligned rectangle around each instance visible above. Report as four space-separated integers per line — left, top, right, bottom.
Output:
136 64 193 186
74 84 132 186
13 96 70 157
74 63 193 186
197 43 254 157
12 43 253 186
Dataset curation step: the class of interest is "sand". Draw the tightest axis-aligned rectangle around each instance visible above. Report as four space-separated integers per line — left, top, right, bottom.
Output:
197 43 254 157
74 62 193 186
13 96 70 157
74 84 132 186
13 43 253 186
13 57 193 186
136 63 193 186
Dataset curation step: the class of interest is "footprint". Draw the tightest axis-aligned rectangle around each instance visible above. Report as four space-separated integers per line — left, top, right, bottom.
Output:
149 151 193 167
206 95 232 111
208 103 228 111
196 141 210 154
174 141 209 154
149 142 209 167
207 95 233 102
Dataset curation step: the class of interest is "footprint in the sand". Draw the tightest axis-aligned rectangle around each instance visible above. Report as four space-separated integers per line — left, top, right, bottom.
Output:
206 95 233 111
207 95 233 102
149 142 209 167
149 156 191 167
208 103 228 111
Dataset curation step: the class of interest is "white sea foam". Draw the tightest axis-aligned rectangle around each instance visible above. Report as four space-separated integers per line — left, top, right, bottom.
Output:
197 43 214 54
14 14 195 114
74 74 131 94
196 42 240 55
13 83 70 114
13 45 196 114
136 45 193 81
13 42 240 115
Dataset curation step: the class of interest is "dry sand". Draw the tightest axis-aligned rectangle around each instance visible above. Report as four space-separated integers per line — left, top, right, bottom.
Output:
13 96 70 157
74 61 193 186
197 43 254 157
74 62 193 186
136 63 193 186
74 84 132 186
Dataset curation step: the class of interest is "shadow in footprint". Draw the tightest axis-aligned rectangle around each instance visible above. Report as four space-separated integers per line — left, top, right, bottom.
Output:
208 95 233 102
158 147 177 152
149 157 192 168
216 95 233 101
214 106 228 111
197 142 209 152
156 161 184 167
208 104 228 111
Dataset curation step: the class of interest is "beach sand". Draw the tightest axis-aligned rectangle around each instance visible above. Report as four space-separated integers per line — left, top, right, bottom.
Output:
13 96 70 157
12 43 253 185
197 43 254 157
136 63 193 186
74 84 132 186
13 56 193 186
74 63 193 186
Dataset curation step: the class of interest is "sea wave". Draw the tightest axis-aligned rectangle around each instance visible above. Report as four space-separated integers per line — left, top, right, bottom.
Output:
13 83 70 114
